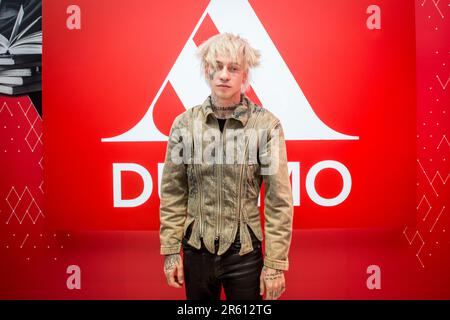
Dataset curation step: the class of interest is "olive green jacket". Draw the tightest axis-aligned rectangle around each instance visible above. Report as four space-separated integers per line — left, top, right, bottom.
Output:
159 94 293 270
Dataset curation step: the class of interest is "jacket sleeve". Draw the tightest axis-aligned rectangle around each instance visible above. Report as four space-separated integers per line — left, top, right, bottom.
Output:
159 114 189 255
261 121 293 270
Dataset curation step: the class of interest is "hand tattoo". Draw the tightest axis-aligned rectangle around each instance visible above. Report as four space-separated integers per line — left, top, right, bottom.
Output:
263 266 283 282
262 266 285 300
164 254 180 273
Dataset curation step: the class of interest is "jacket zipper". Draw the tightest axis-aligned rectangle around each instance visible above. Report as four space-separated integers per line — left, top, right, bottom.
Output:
237 162 245 225
215 118 227 241
236 111 261 228
195 164 204 238
190 108 205 238
192 113 204 238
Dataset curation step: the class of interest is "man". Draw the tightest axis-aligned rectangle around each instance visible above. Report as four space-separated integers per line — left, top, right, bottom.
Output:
160 33 293 300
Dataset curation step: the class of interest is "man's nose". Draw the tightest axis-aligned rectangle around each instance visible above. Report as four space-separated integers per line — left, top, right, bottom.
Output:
219 67 230 81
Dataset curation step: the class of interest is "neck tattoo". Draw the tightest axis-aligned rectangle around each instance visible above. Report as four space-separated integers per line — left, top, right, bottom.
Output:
210 94 243 111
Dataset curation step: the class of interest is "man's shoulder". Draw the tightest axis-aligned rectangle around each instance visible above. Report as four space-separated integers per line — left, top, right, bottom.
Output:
171 105 203 128
248 101 281 129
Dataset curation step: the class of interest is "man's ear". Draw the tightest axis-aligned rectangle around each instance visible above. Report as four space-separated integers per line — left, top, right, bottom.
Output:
241 71 249 91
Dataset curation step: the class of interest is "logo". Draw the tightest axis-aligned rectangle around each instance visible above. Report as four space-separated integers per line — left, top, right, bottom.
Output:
101 0 359 143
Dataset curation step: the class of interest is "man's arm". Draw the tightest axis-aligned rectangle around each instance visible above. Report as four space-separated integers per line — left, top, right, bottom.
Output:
160 114 189 255
160 115 189 287
259 121 293 299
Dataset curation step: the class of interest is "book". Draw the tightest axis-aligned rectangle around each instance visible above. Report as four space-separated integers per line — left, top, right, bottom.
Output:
0 68 32 76
0 2 22 36
0 73 40 85
0 2 42 96
0 53 40 65
0 5 42 55
0 1 42 39
0 81 41 95
0 60 41 71
0 63 40 76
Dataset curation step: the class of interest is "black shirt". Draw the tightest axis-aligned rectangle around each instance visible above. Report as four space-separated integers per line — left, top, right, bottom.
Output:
217 118 226 133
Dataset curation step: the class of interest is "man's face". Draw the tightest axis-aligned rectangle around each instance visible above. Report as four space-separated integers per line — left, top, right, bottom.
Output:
206 55 247 102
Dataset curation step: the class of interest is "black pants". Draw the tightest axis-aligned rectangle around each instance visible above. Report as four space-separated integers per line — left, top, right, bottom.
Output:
182 224 263 300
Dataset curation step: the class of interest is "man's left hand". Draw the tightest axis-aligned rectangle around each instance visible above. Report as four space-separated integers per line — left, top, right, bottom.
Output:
259 266 285 300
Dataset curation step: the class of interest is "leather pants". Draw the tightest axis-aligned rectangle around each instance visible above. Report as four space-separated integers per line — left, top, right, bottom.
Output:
182 223 263 300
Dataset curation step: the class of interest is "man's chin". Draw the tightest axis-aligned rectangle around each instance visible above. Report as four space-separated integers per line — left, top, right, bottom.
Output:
213 91 237 100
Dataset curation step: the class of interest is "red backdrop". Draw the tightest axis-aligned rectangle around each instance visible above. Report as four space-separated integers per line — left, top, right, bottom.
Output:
44 0 416 230
0 0 448 299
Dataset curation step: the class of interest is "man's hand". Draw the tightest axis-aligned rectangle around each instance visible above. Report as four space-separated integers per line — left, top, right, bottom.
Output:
260 266 285 300
164 253 184 288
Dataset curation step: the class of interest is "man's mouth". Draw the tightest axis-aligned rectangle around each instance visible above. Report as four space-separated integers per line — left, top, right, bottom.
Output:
217 84 231 88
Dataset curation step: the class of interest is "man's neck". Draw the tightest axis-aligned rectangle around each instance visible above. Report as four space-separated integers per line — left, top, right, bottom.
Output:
210 93 243 119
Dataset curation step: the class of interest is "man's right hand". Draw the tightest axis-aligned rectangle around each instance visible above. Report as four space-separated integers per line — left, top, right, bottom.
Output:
164 253 184 288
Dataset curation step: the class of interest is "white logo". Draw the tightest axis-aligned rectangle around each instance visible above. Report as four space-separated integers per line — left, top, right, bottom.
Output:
101 0 359 142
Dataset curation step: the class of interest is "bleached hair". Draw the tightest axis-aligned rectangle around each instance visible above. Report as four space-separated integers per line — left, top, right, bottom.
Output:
196 33 261 92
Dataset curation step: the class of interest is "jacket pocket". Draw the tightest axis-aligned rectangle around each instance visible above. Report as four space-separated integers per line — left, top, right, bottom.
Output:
182 218 196 251
242 202 264 241
246 216 264 242
245 164 259 198
183 215 195 237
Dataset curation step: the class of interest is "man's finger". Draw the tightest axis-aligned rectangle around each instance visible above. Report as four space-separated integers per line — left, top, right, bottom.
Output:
260 274 265 296
274 290 281 300
176 263 184 285
275 282 286 299
168 270 182 288
265 287 273 300
267 289 274 300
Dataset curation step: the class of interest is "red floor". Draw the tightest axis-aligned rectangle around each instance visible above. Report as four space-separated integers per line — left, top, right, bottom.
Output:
1 229 449 299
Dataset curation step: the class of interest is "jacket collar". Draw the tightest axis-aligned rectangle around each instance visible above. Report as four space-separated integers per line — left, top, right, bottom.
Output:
201 93 251 127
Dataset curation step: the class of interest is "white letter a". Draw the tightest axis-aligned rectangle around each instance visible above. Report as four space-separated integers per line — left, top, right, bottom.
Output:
366 5 381 30
66 5 81 30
